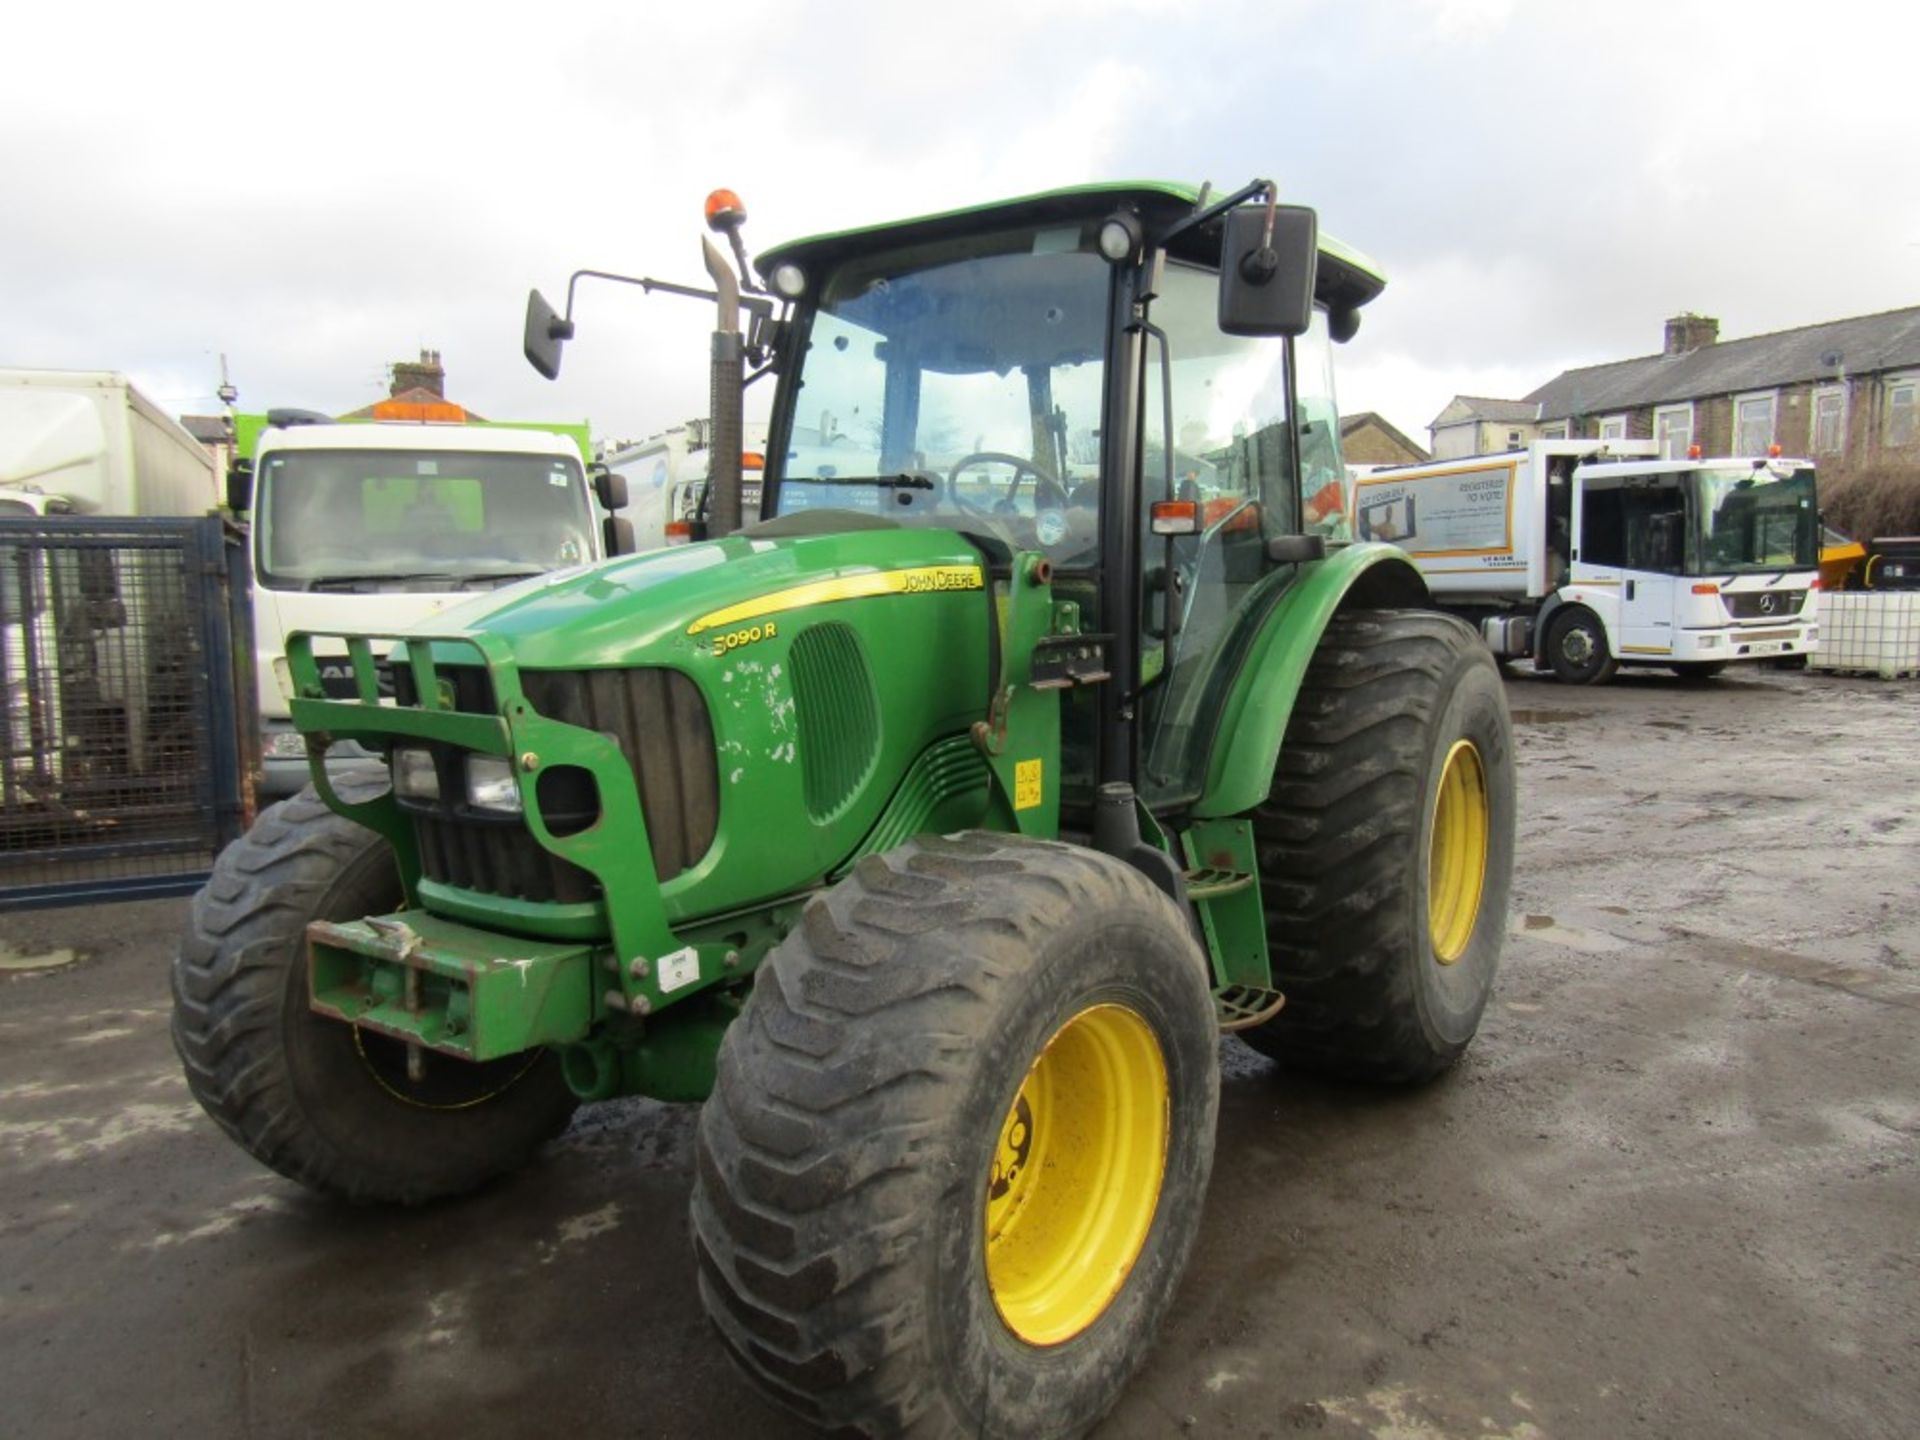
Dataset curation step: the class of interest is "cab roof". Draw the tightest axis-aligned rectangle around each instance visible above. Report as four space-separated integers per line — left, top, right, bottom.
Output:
757 180 1387 314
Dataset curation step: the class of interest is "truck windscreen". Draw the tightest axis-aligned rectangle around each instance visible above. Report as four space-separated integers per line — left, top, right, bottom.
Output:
255 448 594 591
1688 465 1818 574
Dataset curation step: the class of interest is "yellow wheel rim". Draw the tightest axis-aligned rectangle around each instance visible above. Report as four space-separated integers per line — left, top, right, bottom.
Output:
984 1003 1168 1346
1428 739 1490 964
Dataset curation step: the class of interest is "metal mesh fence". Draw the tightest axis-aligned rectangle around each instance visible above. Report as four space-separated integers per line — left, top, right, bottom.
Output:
0 517 249 907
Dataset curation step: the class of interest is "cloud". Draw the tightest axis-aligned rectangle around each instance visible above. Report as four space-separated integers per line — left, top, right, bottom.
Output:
2 0 1914 459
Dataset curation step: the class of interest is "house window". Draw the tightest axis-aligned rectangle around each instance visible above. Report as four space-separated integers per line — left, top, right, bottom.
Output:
1889 376 1918 448
1598 416 1628 441
1506 430 1523 449
1734 391 1777 455
1812 387 1847 454
1539 422 1569 440
1654 403 1693 459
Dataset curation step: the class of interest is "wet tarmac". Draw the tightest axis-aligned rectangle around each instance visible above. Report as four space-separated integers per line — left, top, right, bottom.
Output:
2 667 1915 1439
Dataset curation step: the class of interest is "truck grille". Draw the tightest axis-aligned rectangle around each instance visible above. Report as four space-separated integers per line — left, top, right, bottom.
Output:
407 666 719 905
1723 590 1808 620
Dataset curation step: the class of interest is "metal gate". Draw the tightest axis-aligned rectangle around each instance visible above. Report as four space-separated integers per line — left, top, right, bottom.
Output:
0 516 253 909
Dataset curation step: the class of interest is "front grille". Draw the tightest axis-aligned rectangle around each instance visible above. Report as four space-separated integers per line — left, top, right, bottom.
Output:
521 668 719 881
1723 589 1808 620
406 665 719 905
413 812 597 903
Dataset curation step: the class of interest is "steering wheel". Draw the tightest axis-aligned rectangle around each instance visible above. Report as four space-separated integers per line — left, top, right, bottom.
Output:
945 452 1068 517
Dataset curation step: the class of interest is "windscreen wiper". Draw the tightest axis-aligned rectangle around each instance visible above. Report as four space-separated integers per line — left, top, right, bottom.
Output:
306 571 525 592
786 472 937 490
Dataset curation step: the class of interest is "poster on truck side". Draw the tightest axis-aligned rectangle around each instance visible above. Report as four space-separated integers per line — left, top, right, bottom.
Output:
1352 461 1516 555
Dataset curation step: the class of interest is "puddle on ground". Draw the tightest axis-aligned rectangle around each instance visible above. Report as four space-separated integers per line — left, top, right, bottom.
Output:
1510 709 1593 725
0 943 78 973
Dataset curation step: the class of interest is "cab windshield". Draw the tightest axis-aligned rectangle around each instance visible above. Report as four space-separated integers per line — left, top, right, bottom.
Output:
773 225 1112 566
256 448 594 591
1688 464 1818 573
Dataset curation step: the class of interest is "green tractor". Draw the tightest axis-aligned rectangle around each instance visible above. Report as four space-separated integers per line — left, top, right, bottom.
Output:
173 180 1514 1437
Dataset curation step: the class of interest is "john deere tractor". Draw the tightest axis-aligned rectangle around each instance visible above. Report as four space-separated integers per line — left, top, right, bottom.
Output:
173 181 1514 1438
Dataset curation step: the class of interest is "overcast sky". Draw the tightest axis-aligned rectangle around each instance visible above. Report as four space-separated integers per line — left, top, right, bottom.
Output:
5 0 1915 451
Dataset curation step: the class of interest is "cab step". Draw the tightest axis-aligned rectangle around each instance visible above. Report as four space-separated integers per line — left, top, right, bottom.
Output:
1184 866 1253 901
1212 983 1286 1032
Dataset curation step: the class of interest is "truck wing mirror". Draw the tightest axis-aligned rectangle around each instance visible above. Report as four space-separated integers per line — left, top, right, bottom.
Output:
1218 204 1318 338
603 515 635 557
524 290 573 380
227 457 254 513
592 465 628 511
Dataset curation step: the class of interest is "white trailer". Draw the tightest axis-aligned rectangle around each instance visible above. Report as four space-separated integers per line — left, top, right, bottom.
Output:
0 369 218 517
1353 440 1822 682
0 371 219 781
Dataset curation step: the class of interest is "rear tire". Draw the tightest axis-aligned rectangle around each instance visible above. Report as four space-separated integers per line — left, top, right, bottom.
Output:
1244 610 1514 1083
171 782 578 1204
1545 606 1617 685
692 833 1219 1438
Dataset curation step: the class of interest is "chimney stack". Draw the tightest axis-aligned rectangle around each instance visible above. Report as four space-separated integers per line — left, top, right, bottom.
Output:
1663 314 1719 357
389 348 446 398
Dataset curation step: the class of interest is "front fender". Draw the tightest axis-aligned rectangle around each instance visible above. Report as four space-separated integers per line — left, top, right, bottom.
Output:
1195 544 1427 818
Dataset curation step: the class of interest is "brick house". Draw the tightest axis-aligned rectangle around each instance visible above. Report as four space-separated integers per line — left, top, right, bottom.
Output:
1339 411 1429 467
1425 396 1542 459
1429 308 1920 466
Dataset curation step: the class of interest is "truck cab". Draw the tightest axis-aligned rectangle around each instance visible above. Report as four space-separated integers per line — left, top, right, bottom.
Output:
1561 453 1820 674
244 418 617 794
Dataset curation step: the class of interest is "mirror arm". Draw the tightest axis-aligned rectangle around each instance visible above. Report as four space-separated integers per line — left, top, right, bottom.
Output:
1155 177 1275 249
558 269 776 327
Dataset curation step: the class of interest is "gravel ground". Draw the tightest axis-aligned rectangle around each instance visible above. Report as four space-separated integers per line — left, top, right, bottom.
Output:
1 667 1914 1439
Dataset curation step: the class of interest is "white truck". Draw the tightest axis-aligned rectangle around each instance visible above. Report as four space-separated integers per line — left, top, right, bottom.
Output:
602 418 769 548
1352 440 1821 682
0 370 220 785
236 412 630 794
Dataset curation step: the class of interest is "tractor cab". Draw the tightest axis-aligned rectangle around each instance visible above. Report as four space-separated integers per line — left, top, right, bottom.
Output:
749 183 1388 810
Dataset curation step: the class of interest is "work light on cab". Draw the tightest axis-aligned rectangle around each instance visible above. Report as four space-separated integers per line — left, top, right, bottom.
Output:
769 262 806 299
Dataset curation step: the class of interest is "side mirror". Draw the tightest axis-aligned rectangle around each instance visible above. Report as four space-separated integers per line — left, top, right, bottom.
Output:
226 458 254 513
524 290 573 380
1218 204 1318 338
592 465 628 511
602 515 635 557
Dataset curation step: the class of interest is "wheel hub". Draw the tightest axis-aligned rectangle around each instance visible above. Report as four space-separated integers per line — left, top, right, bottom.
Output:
984 1003 1168 1346
1560 627 1595 664
1428 739 1490 964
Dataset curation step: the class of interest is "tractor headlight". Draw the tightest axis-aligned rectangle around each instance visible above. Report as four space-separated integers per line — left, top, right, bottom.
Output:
391 747 439 800
464 755 522 814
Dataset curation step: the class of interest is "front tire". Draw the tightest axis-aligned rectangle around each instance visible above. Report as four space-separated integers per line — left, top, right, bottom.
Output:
1245 610 1515 1082
692 834 1219 1438
1545 606 1617 684
171 783 578 1204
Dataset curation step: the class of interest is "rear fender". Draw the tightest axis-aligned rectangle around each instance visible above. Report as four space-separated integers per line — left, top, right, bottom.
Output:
1195 544 1427 818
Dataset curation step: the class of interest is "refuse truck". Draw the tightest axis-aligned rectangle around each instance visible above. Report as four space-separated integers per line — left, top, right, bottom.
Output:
1 369 219 787
602 417 769 548
1353 439 1822 682
229 403 631 796
174 181 1517 1439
